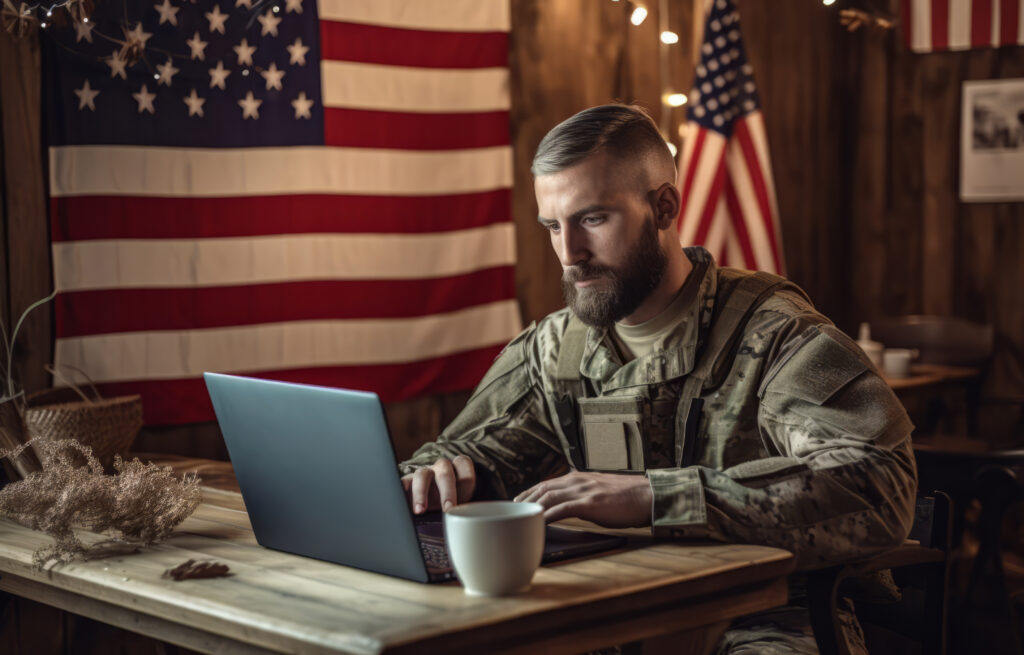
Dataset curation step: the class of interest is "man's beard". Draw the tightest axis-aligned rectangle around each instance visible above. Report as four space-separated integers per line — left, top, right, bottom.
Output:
561 218 668 328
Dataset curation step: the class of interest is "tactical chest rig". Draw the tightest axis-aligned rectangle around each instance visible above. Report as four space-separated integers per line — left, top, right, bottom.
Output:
550 267 811 473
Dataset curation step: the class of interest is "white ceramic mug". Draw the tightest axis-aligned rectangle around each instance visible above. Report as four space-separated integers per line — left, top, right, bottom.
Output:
443 501 544 596
883 348 917 378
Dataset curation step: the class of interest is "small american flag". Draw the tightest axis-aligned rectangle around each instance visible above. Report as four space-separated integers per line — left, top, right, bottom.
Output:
903 0 1024 52
676 0 785 275
44 0 519 425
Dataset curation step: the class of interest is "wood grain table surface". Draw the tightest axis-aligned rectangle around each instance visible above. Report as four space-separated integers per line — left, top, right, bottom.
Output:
0 486 795 655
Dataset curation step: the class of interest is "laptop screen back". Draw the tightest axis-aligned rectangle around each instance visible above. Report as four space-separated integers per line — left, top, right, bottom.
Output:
204 372 431 582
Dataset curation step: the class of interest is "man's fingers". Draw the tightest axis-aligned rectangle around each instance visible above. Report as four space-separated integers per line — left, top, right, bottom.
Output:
431 458 458 512
410 467 435 514
451 455 476 502
543 499 585 524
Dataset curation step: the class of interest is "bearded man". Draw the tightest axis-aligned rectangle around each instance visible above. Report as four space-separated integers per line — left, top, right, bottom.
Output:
399 104 917 654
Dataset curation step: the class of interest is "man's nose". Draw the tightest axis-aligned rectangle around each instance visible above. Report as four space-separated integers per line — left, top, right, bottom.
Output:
554 224 588 268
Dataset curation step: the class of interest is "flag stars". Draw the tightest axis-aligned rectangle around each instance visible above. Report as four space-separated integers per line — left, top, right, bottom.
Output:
238 91 262 119
74 19 94 43
257 9 282 36
208 60 231 89
291 91 314 119
702 82 712 94
133 84 156 113
713 115 724 127
710 19 721 31
694 106 706 118
260 62 286 90
105 50 128 79
714 76 724 88
183 88 206 117
720 53 731 65
702 43 713 55
187 32 208 60
206 5 228 34
708 59 719 72
714 35 726 48
287 37 309 65
286 0 303 12
156 57 179 86
74 79 99 110
154 0 179 25
234 38 256 66
124 23 153 48
729 30 739 41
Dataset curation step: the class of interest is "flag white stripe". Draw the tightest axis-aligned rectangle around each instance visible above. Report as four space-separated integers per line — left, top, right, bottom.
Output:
912 0 933 52
949 0 972 49
49 145 513 197
992 0 1001 46
726 140 776 273
1019 0 1024 43
724 225 745 269
321 61 510 113
53 224 514 292
705 198 729 261
678 131 727 246
318 0 510 33
54 299 521 383
742 113 781 240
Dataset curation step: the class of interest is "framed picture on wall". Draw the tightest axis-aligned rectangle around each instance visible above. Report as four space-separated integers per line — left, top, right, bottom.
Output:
960 78 1024 202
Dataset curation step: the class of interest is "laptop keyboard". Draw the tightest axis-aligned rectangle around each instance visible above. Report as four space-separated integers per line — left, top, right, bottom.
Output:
413 514 451 570
418 538 451 569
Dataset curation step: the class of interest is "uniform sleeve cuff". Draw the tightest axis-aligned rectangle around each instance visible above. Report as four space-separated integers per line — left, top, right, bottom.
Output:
647 467 707 536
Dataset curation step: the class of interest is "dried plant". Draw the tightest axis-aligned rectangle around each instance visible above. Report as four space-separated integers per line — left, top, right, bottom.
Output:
0 438 201 568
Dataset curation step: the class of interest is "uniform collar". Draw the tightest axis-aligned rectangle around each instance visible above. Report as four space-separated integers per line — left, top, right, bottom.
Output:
578 246 717 389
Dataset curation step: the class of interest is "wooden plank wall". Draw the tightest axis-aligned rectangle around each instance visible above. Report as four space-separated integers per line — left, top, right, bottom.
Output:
1 0 1022 469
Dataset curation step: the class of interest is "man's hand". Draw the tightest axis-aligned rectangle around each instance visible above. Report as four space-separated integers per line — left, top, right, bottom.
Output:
401 455 476 514
513 471 653 528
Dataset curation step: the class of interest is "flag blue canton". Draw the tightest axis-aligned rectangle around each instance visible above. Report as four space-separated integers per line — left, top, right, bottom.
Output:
44 0 324 148
686 0 760 138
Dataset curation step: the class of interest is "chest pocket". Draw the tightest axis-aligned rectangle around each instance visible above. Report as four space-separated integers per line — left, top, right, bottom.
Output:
577 395 647 472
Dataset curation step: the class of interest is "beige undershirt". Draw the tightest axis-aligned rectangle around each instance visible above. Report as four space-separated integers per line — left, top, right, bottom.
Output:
610 282 694 362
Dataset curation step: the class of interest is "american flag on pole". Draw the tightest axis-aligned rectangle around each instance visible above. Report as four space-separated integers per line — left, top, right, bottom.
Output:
903 0 1024 52
44 0 519 425
676 0 785 275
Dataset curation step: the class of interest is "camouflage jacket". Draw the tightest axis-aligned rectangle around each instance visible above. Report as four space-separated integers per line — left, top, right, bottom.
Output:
401 247 917 569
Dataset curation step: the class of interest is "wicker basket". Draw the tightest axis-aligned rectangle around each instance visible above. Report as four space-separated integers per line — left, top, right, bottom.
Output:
24 387 143 472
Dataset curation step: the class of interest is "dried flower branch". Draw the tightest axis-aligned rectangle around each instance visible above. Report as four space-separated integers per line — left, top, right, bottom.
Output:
840 8 895 33
0 438 201 568
164 559 230 581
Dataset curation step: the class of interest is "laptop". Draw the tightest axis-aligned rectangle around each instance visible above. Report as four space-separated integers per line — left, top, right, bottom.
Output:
203 372 627 583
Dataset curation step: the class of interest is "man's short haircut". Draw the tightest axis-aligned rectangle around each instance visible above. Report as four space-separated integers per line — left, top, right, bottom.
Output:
531 103 673 177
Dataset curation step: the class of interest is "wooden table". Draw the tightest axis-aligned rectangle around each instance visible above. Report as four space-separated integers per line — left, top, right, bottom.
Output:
0 486 794 655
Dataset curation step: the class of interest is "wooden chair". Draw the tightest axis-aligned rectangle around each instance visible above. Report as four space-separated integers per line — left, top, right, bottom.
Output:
807 492 953 655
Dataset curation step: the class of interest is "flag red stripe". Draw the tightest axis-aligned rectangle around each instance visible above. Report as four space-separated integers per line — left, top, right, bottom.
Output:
972 0 994 45
55 266 515 338
1000 0 1019 43
902 0 914 48
721 176 757 271
692 148 728 246
94 345 504 425
50 190 511 241
733 119 783 275
319 20 508 68
323 108 509 149
933 0 950 48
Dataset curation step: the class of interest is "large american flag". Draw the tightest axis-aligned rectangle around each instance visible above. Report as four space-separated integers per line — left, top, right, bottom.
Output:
903 0 1024 52
676 0 785 275
44 0 519 425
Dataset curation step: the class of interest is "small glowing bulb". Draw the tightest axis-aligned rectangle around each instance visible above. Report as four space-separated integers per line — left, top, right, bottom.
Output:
272 5 280 12
665 93 688 107
666 142 678 157
46 9 53 16
822 0 836 5
660 31 679 44
153 73 160 80
40 21 48 28
83 16 89 22
242 69 250 76
630 6 647 25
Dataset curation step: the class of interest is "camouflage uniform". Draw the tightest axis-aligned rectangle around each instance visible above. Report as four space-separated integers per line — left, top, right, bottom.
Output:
401 246 916 654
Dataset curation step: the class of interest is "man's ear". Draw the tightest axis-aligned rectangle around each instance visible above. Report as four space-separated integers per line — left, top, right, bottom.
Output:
652 182 681 230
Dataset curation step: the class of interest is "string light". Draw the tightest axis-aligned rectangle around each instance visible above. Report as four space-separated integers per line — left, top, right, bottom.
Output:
664 93 687 107
630 6 648 25
272 5 280 12
660 30 678 44
823 0 836 5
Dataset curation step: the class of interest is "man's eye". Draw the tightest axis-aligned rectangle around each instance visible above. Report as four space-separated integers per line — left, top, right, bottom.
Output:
582 215 605 226
544 222 560 232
